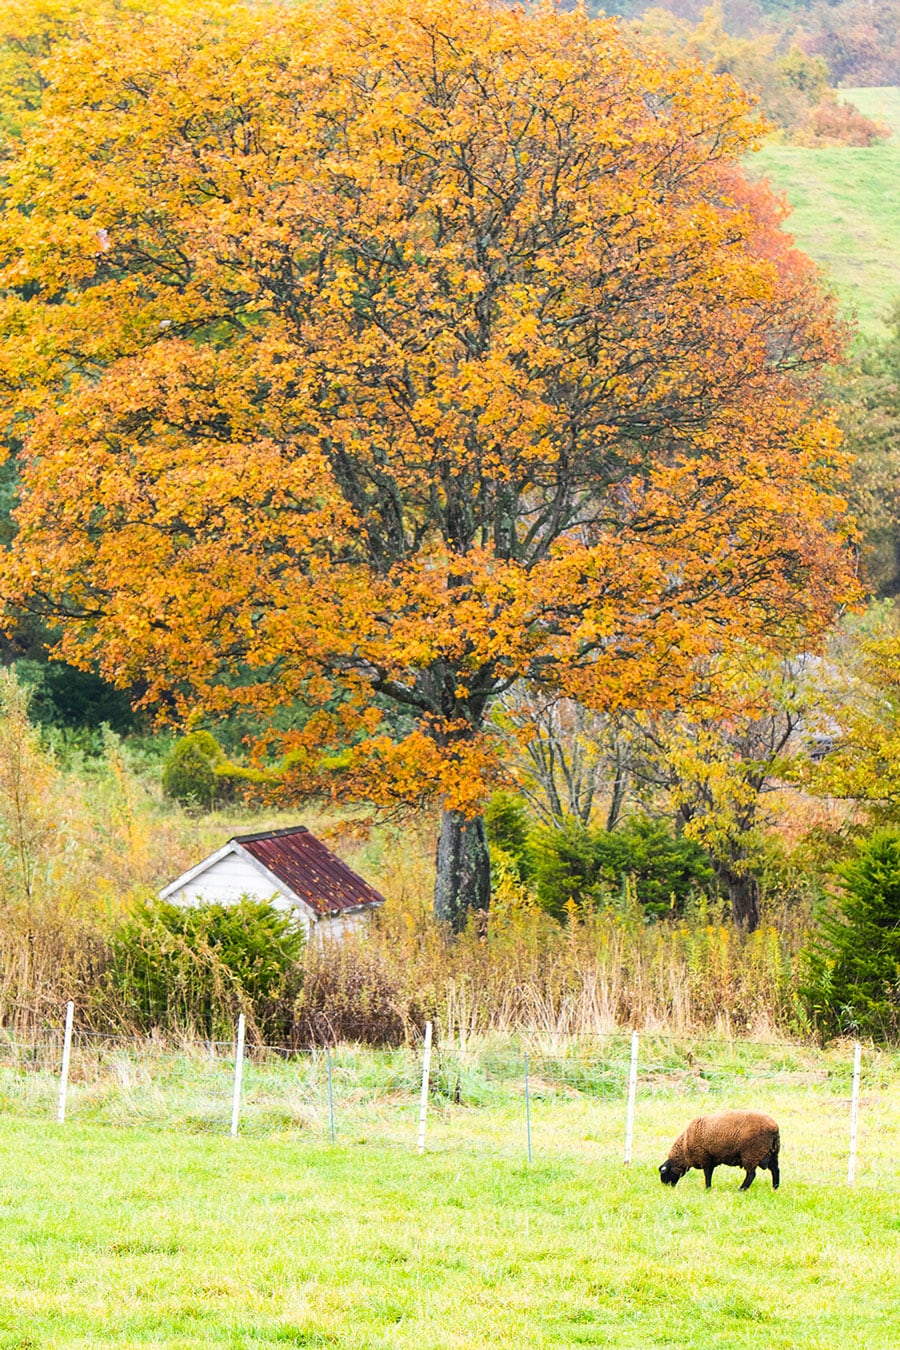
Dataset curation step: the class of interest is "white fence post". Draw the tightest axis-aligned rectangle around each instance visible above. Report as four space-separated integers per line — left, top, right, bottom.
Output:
624 1031 639 1164
326 1047 336 1146
230 1013 246 1138
417 1020 433 1155
847 1040 861 1185
56 1000 74 1125
524 1053 532 1165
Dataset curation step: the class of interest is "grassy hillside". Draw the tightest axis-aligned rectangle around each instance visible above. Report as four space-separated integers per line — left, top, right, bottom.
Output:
752 88 900 342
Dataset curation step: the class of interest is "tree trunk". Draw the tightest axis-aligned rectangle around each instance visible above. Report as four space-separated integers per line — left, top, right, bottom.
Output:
716 862 760 933
434 808 491 931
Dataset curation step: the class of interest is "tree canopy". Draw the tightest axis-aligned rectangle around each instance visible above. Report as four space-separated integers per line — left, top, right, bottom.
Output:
0 0 856 925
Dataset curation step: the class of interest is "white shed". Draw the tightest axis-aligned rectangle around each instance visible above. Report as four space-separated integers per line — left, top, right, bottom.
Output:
159 825 385 941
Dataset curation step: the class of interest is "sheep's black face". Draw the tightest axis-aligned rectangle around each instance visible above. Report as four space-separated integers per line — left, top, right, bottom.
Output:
659 1161 682 1186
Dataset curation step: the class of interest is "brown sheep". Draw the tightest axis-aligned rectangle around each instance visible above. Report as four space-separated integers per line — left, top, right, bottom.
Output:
659 1110 780 1191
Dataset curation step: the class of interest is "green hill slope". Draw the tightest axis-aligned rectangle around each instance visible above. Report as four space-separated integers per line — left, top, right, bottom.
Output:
751 88 900 342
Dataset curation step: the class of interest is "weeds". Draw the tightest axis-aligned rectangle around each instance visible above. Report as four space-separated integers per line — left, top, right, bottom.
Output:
0 672 865 1046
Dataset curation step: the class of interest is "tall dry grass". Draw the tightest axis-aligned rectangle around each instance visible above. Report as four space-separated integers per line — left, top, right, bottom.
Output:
304 813 815 1046
0 673 198 1030
296 892 812 1048
0 673 822 1044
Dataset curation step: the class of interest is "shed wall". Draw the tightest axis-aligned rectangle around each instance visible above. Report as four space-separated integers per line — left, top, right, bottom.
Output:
313 910 370 944
166 855 314 936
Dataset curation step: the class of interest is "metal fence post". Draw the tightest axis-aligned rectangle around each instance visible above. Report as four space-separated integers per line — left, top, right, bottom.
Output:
326 1047 336 1145
524 1053 533 1165
847 1041 861 1185
624 1031 639 1164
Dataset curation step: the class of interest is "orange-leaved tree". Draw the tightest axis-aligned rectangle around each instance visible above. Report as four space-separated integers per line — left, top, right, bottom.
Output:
0 0 856 927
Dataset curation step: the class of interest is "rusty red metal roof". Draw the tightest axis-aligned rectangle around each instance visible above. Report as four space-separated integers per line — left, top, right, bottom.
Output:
231 826 386 918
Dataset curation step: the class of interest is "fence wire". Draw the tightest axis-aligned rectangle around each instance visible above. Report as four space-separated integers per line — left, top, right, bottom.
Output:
1 1020 897 1189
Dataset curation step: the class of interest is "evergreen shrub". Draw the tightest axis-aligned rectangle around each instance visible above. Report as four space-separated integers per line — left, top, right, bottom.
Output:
484 791 533 884
530 816 714 920
161 731 228 808
162 730 273 807
802 829 900 1040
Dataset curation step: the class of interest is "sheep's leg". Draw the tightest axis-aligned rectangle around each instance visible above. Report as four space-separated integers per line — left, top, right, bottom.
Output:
703 1164 715 1189
760 1148 780 1189
739 1167 757 1190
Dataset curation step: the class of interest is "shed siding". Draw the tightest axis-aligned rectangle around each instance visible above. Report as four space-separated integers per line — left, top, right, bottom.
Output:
165 853 323 939
167 855 304 919
313 910 369 945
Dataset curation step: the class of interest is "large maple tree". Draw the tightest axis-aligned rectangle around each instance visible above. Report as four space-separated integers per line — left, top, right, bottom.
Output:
0 0 856 926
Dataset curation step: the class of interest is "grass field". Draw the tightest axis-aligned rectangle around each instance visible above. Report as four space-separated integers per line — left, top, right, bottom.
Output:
0 1038 897 1347
752 88 900 341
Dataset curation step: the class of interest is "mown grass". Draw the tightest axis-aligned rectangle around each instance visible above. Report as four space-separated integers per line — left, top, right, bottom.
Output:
752 87 900 340
0 1040 897 1347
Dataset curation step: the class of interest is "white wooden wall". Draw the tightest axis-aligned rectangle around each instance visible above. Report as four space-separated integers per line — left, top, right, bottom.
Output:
313 910 370 945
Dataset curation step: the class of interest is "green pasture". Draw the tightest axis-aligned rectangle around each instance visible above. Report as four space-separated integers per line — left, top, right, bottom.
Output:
0 1038 897 1347
752 87 900 342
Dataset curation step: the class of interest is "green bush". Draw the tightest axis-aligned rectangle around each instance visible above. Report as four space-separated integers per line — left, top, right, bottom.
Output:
106 899 305 1041
530 816 714 921
161 730 230 808
802 829 900 1041
161 729 273 807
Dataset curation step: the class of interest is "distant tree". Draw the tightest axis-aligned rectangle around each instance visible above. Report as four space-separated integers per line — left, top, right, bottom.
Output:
495 650 829 929
593 0 900 87
630 653 820 930
634 3 830 131
0 669 58 906
802 609 900 819
483 791 532 864
494 687 632 831
483 789 534 891
0 0 855 929
800 0 900 87
12 658 138 733
530 815 713 921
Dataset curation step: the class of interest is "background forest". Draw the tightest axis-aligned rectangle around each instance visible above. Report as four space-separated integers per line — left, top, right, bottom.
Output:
0 0 898 1047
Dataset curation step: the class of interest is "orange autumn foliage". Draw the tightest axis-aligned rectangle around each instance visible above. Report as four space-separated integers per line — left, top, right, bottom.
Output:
0 0 857 915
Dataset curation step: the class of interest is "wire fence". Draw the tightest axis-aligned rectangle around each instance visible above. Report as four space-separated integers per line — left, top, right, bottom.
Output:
2 1007 898 1190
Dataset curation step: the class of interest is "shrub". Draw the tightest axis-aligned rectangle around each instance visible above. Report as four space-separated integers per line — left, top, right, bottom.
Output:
530 816 714 921
161 730 230 808
106 899 305 1041
799 99 891 147
161 729 274 807
802 829 900 1040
